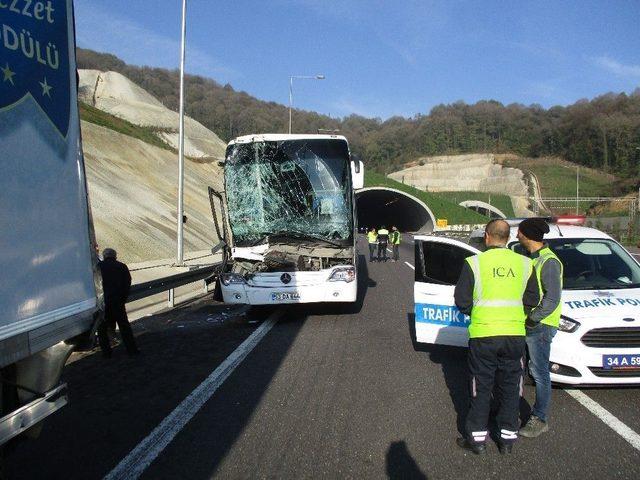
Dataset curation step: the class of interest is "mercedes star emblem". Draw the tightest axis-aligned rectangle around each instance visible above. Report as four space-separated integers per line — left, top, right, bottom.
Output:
281 273 292 284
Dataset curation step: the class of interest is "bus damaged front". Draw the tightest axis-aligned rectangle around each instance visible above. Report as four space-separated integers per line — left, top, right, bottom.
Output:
217 137 358 305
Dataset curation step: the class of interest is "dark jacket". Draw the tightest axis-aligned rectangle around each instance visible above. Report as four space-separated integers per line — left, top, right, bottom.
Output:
99 257 132 306
454 247 540 316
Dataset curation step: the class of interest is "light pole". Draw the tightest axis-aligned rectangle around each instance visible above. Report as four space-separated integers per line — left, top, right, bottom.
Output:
288 74 325 134
559 163 580 215
176 0 187 266
576 165 580 215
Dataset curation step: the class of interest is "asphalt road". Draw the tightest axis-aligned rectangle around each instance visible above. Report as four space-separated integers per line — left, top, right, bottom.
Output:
6 237 640 479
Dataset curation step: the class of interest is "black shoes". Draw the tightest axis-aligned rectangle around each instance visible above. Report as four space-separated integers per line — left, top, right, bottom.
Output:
456 437 486 455
457 438 513 455
498 443 513 455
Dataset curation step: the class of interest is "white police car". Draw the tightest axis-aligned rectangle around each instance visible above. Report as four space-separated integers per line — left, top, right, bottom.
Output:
414 220 640 385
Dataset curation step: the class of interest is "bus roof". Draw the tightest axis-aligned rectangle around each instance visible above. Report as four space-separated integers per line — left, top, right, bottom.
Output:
228 133 348 145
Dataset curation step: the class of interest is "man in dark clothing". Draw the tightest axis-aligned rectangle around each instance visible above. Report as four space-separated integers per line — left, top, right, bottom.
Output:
454 220 540 455
377 226 389 262
517 218 563 438
97 248 139 357
390 226 401 262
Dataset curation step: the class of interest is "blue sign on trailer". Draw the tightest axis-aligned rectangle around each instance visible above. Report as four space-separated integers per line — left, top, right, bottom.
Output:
1 0 71 137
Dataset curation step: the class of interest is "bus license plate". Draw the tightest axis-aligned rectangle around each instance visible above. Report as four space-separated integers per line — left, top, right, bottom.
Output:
271 292 300 301
603 354 640 369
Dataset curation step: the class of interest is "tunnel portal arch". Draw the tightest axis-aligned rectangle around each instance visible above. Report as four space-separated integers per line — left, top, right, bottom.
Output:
355 187 436 233
459 200 506 219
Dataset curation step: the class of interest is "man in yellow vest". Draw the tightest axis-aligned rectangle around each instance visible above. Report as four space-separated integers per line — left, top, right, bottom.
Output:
454 219 539 454
517 218 563 438
367 227 378 262
390 226 401 262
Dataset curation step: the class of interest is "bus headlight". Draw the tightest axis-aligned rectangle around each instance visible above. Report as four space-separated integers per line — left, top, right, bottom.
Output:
220 273 247 286
558 315 580 333
328 267 356 283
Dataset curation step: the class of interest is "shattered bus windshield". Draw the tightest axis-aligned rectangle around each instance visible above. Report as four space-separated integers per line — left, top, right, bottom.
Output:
225 139 353 246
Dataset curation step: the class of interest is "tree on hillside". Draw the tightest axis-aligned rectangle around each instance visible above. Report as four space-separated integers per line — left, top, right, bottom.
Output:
76 48 640 185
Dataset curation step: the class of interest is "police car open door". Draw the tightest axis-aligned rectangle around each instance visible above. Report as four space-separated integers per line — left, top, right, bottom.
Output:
414 235 480 347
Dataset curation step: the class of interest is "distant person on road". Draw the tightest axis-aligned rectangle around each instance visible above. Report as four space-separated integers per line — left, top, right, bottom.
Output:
517 218 562 439
390 226 401 262
367 227 378 262
377 226 390 262
97 248 140 358
454 219 539 455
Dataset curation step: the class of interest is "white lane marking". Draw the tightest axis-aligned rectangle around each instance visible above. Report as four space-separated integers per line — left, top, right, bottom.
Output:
404 262 415 270
105 309 283 480
566 389 640 452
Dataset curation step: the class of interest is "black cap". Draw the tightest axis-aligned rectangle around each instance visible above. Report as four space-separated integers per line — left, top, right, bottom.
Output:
519 218 550 242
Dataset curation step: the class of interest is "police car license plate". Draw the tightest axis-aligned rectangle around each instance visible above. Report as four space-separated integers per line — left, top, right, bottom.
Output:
602 354 640 369
271 292 300 301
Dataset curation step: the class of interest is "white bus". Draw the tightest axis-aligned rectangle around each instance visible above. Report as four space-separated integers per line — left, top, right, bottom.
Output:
212 134 364 305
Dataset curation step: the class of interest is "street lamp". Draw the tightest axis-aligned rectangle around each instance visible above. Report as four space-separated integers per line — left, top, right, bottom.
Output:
176 0 187 266
576 165 580 215
560 164 580 215
289 74 325 134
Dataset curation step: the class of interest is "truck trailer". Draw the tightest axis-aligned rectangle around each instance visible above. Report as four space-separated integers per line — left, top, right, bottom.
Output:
0 0 102 444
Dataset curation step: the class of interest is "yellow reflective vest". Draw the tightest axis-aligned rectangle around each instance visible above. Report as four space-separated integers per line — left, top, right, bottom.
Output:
367 231 377 243
465 248 532 338
534 246 563 328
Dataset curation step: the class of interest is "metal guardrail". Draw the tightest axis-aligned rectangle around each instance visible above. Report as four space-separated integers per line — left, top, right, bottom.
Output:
128 263 221 304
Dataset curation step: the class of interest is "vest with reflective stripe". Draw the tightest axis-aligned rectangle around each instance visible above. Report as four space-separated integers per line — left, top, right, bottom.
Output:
465 248 532 338
367 231 377 243
534 246 563 328
391 231 401 245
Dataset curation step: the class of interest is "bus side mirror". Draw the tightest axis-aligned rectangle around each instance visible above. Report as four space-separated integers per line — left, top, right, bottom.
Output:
351 160 364 190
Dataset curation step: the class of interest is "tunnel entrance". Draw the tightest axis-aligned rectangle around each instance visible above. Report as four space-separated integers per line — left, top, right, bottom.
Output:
355 187 435 233
459 200 506 219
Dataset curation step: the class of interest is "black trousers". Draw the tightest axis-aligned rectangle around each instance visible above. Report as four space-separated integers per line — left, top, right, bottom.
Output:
368 243 376 261
392 244 399 261
377 242 388 261
465 336 525 445
98 303 138 355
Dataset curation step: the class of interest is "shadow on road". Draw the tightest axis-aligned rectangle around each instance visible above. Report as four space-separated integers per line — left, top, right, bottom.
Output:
5 300 305 480
385 440 428 480
406 313 534 437
407 313 469 435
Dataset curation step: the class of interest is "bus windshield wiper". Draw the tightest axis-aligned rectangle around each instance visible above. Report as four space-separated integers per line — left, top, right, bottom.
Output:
260 231 344 247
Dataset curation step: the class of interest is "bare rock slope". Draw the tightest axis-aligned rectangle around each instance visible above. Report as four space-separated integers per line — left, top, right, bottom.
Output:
78 70 225 263
79 69 226 160
389 154 532 216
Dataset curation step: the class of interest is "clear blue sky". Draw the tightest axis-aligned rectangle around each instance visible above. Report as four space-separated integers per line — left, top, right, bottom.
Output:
75 0 640 119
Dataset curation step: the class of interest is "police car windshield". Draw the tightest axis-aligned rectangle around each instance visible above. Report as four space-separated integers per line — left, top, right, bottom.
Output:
511 239 640 290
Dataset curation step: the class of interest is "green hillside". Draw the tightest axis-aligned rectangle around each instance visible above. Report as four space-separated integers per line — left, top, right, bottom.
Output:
436 191 515 217
79 102 174 152
364 171 488 224
502 157 617 198
77 49 640 182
